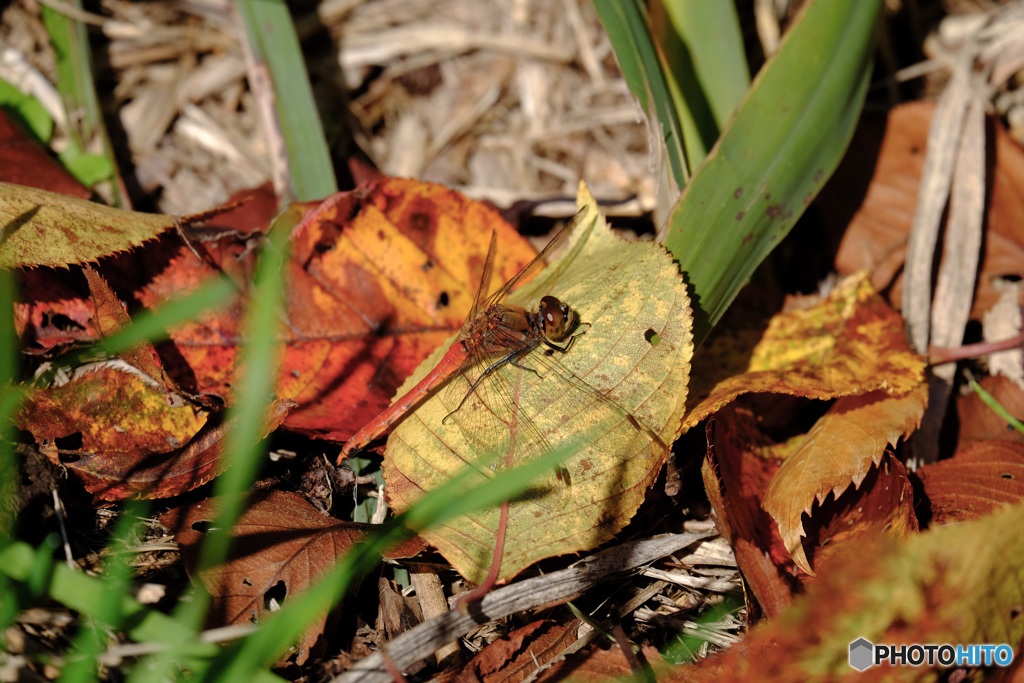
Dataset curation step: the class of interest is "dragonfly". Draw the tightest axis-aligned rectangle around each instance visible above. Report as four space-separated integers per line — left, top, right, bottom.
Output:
338 213 662 503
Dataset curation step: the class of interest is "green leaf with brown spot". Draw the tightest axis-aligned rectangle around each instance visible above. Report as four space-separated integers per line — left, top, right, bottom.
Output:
0 183 172 268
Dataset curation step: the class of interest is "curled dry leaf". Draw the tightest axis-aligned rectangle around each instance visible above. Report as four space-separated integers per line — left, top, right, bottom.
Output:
702 404 795 618
696 276 926 578
762 386 926 573
383 185 694 584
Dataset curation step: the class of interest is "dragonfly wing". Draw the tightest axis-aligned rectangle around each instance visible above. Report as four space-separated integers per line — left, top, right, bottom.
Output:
439 334 657 513
483 209 583 310
440 344 570 510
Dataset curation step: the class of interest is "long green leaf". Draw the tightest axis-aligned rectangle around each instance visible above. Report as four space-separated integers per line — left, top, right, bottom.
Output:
234 1 337 202
40 1 119 198
666 0 881 345
593 0 689 187
654 0 749 167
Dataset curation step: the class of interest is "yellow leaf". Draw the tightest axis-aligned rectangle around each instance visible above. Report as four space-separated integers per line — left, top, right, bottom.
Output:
383 182 694 583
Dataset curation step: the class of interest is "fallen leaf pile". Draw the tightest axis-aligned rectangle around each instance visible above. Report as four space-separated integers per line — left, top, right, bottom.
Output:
5 97 1024 680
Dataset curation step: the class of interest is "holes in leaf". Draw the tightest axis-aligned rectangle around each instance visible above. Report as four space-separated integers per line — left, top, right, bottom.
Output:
264 580 287 611
55 433 83 462
41 313 86 333
644 329 660 347
437 291 449 309
190 520 214 534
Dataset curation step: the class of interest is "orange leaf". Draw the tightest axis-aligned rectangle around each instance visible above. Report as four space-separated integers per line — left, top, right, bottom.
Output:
18 362 208 492
15 180 535 442
129 178 538 441
82 265 172 389
18 367 294 500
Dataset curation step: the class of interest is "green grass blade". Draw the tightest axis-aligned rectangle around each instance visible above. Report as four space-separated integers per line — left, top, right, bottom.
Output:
40 1 119 197
0 541 217 663
655 0 749 166
666 0 881 345
57 502 148 683
180 207 296 623
234 1 337 202
968 376 1024 435
128 206 301 683
593 0 689 186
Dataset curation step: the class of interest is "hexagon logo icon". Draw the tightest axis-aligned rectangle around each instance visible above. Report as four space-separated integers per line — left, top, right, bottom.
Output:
849 638 874 671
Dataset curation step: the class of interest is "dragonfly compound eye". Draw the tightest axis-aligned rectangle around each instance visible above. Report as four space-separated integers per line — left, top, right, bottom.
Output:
539 295 570 340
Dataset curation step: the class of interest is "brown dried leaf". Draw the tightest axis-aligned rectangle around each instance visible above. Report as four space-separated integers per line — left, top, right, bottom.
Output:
914 440 1024 526
957 374 1024 448
440 620 577 683
161 490 367 665
536 642 666 683
831 100 1024 321
763 386 926 572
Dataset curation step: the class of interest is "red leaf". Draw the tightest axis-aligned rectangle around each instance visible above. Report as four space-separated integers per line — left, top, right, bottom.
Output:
0 109 89 197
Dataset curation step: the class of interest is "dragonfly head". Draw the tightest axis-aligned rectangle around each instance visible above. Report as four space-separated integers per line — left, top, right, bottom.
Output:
539 295 575 342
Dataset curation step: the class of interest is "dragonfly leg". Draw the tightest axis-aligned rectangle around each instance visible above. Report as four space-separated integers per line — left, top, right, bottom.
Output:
543 321 591 354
